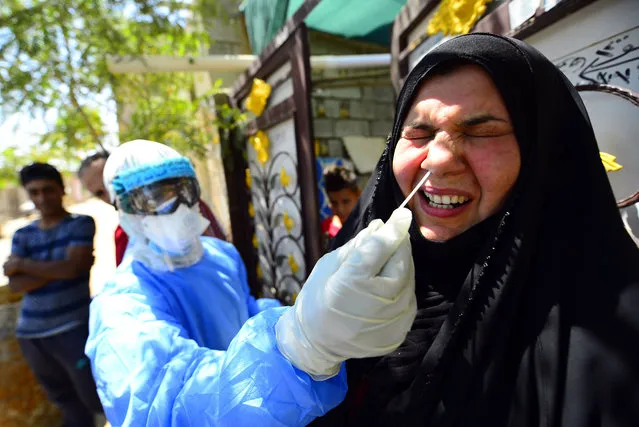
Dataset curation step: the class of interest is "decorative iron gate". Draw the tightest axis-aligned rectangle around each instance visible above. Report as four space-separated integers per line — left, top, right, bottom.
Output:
229 22 321 304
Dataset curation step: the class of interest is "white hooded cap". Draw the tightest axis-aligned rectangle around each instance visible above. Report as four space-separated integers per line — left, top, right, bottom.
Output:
103 139 183 204
104 139 208 270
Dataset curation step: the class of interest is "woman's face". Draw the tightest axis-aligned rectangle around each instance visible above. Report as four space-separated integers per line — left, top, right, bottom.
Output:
393 64 521 241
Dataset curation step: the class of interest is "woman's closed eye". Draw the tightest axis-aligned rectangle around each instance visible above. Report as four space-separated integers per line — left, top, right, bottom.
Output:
401 128 435 141
460 118 513 138
463 130 514 139
464 129 507 138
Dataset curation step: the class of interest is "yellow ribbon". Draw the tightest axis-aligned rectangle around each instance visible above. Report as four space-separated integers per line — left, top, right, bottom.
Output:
600 152 623 172
279 167 291 188
245 78 272 117
427 0 491 36
282 211 294 233
288 254 299 275
245 168 252 189
249 130 270 165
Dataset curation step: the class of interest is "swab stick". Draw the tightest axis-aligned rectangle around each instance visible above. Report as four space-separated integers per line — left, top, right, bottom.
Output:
399 171 431 209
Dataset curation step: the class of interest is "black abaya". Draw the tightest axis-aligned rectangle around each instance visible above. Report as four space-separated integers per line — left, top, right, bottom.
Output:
312 33 639 427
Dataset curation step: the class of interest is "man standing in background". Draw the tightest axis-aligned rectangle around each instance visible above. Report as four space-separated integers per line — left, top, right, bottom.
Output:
78 150 227 266
3 162 103 427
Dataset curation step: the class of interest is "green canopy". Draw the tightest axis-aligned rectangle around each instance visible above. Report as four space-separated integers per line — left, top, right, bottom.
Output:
241 0 406 54
286 0 406 46
240 0 291 55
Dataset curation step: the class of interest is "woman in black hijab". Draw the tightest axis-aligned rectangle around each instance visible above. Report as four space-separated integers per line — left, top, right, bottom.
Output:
312 33 639 427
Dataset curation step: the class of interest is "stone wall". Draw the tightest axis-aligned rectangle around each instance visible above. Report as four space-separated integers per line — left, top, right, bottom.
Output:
312 85 394 143
307 31 395 185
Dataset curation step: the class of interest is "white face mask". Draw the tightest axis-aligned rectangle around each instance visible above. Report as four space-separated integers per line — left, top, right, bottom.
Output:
141 204 210 255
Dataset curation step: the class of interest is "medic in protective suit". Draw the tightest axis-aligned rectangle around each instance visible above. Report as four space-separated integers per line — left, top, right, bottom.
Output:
86 139 417 426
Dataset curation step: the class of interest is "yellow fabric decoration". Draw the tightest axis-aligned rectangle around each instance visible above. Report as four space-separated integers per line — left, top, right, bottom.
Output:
249 130 270 165
256 264 263 279
245 168 252 189
257 149 269 165
245 78 272 116
288 254 299 275
248 202 255 218
282 211 294 233
252 234 258 249
427 0 491 36
279 167 290 188
251 130 270 150
600 152 623 172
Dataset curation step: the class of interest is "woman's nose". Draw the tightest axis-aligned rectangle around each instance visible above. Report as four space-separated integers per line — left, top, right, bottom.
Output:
420 135 465 175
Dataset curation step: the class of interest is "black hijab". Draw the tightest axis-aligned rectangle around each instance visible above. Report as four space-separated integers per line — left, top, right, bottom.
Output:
315 33 639 427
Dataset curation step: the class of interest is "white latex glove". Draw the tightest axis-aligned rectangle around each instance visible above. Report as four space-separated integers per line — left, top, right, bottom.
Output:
275 207 417 379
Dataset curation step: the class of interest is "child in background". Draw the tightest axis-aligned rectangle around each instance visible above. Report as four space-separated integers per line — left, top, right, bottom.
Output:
322 165 361 239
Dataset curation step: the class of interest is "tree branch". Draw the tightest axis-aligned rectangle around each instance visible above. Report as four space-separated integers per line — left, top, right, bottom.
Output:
60 20 106 152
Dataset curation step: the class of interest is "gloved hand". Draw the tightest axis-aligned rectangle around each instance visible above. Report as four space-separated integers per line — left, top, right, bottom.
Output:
275 207 417 380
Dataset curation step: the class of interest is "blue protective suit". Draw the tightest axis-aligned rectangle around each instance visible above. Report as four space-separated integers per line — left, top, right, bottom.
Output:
85 237 346 426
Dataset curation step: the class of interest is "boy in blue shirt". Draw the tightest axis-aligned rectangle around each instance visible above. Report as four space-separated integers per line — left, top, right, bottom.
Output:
3 162 103 427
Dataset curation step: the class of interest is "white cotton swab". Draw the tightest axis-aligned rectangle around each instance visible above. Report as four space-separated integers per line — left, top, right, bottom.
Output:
399 171 431 209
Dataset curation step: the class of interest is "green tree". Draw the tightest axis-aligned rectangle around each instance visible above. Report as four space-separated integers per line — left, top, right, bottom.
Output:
1 0 237 185
0 147 23 189
113 27 211 158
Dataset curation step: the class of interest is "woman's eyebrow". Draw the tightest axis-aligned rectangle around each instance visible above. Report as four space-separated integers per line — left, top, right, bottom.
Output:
459 114 508 127
402 120 437 132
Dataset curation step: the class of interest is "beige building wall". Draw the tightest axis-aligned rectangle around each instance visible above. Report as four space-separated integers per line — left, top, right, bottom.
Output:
0 187 26 221
190 8 252 240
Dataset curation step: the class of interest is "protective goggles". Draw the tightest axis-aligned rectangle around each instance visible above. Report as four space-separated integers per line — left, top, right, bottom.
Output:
117 177 200 215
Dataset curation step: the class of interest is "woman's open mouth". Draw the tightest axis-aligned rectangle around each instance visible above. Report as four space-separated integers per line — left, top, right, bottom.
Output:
418 190 472 218
422 191 471 209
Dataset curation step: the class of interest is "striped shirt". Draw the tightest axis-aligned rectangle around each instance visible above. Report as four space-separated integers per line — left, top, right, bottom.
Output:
11 214 95 338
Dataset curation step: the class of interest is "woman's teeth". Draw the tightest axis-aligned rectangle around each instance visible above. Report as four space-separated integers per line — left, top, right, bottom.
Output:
423 192 469 209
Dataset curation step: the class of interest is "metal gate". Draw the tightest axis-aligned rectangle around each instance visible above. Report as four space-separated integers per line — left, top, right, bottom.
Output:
228 5 322 304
